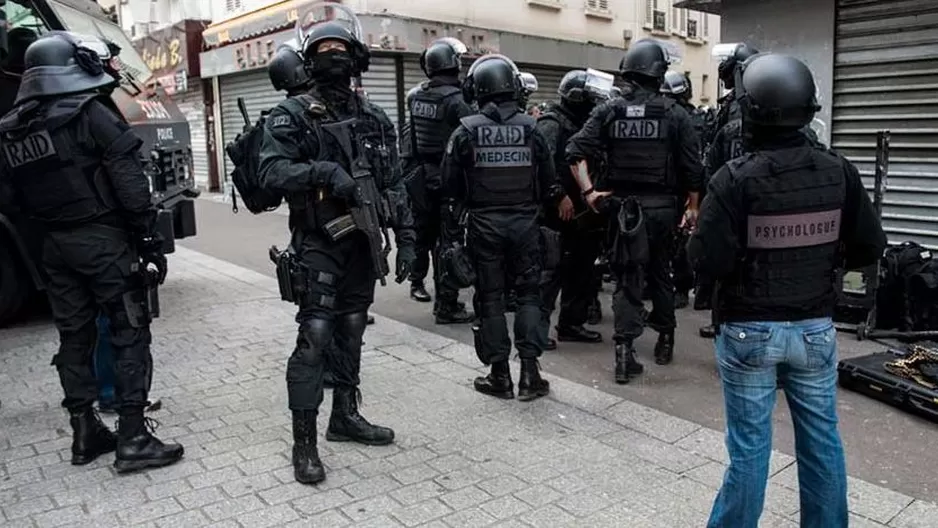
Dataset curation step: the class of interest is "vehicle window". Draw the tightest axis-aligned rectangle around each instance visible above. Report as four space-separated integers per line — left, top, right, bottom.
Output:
47 0 153 82
4 0 50 34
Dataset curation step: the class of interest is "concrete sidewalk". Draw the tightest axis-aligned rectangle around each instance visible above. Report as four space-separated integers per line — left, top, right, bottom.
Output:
0 248 935 528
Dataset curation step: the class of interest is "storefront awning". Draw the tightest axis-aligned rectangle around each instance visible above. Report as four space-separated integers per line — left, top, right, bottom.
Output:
673 0 724 15
202 0 327 48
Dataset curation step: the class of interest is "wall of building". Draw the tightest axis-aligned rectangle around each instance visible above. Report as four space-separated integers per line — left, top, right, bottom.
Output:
720 0 835 141
108 0 215 35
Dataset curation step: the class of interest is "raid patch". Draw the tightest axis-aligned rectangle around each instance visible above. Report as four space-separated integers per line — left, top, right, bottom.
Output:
411 100 441 119
610 119 661 140
3 130 57 169
747 209 842 249
476 125 526 147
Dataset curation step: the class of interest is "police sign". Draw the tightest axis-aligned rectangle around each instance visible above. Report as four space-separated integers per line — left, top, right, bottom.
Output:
474 125 531 168
610 119 661 140
3 130 57 169
411 100 440 120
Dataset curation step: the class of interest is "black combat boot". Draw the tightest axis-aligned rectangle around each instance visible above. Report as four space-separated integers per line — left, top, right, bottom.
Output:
473 360 514 399
556 324 602 343
435 301 475 325
675 292 690 310
615 343 644 384
326 387 395 446
69 407 117 465
292 410 326 485
655 332 675 365
587 299 602 325
113 411 184 474
699 325 716 339
410 281 432 303
517 359 550 402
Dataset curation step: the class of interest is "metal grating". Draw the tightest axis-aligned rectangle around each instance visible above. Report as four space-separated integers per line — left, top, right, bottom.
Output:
833 0 938 248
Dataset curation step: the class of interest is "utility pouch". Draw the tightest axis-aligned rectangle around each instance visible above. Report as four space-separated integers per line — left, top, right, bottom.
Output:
323 214 356 242
145 269 161 319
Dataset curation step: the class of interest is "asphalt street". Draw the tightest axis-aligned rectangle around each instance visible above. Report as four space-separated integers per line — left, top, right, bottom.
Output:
182 197 937 501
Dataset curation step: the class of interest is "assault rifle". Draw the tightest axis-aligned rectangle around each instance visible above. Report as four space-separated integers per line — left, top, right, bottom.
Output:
320 118 393 285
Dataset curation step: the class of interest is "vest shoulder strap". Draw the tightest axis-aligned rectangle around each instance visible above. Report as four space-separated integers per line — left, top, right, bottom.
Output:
460 114 492 130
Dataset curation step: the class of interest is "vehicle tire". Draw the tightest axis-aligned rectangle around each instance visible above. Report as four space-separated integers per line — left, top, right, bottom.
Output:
0 248 29 327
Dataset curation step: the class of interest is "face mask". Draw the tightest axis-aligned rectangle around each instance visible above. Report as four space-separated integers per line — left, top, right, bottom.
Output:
567 100 594 119
310 49 354 85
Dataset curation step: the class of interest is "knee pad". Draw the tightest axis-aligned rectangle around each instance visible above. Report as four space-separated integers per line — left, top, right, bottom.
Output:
295 318 334 366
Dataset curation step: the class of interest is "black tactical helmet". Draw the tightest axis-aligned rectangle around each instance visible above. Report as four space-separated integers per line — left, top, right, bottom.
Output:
619 39 669 82
463 54 521 104
302 21 370 73
718 42 759 88
738 54 820 129
16 32 117 104
420 37 467 77
660 70 692 101
268 43 310 92
558 69 590 102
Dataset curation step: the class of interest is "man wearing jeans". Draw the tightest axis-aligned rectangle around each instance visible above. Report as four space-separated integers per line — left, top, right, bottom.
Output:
689 54 886 527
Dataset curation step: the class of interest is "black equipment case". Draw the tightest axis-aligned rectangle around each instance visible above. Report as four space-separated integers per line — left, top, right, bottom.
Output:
838 350 938 423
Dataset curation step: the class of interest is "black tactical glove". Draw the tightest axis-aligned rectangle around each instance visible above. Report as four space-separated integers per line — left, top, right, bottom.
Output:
395 244 416 284
331 167 361 207
138 235 168 285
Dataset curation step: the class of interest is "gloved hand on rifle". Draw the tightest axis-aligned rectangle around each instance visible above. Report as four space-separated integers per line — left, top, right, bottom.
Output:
395 243 416 284
138 234 168 285
330 167 361 207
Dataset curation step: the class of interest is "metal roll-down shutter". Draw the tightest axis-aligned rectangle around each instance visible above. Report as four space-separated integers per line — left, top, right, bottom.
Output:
833 0 938 248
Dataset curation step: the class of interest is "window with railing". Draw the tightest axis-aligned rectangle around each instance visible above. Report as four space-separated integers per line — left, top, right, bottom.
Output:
653 10 666 31
587 0 609 10
687 18 698 39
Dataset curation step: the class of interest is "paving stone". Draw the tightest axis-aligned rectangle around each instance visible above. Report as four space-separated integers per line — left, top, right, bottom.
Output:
848 514 886 527
145 478 194 501
555 489 613 517
202 492 265 521
295 509 353 527
341 495 404 522
220 473 280 497
478 475 528 497
234 503 299 527
441 486 493 510
344 474 402 500
390 498 453 526
390 479 448 506
155 510 212 528
601 399 701 443
513 484 563 508
847 476 914 524
521 504 577 528
390 462 440 485
480 494 532 520
34 505 89 528
115 498 183 525
292 488 355 514
176 486 226 509
888 500 938 527
442 507 497 528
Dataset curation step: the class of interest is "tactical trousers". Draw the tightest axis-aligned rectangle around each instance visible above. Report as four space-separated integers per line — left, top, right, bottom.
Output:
42 224 153 412
612 206 679 343
672 229 694 296
408 174 459 307
287 231 375 411
540 225 603 329
469 211 543 364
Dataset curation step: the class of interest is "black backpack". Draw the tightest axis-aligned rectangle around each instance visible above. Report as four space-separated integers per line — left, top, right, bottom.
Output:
225 97 283 214
877 241 935 330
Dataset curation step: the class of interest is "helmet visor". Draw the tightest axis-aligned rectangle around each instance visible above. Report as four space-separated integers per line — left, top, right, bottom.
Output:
434 37 468 55
712 42 742 60
295 2 363 53
519 72 538 93
584 68 615 100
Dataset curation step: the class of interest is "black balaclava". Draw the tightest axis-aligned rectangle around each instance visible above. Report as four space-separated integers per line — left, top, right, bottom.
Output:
309 48 354 89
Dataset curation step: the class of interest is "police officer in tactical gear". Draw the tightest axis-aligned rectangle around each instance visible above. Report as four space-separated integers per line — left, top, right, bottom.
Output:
258 19 416 485
660 69 708 311
402 37 474 324
441 54 560 401
566 39 704 383
0 32 183 473
538 69 606 349
688 54 885 527
713 43 759 136
268 41 312 97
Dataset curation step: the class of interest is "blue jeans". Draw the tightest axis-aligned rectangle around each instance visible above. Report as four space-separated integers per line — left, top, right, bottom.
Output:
708 318 848 528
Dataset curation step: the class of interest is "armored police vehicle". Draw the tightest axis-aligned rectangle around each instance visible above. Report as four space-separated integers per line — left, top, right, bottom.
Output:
0 0 198 325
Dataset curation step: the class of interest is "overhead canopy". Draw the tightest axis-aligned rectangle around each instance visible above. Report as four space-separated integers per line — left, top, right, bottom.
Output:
673 0 724 15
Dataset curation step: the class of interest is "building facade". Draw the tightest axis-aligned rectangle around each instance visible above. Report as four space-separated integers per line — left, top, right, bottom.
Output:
679 0 938 249
200 0 722 192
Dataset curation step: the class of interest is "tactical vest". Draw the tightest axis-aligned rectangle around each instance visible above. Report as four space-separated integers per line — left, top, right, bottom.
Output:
724 119 746 162
408 83 462 161
460 112 537 208
605 96 674 190
0 94 118 227
726 147 847 310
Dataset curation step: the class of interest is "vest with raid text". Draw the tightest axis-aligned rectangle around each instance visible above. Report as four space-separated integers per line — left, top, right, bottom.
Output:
0 95 118 226
605 94 674 191
725 146 848 315
460 112 537 208
409 83 462 161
